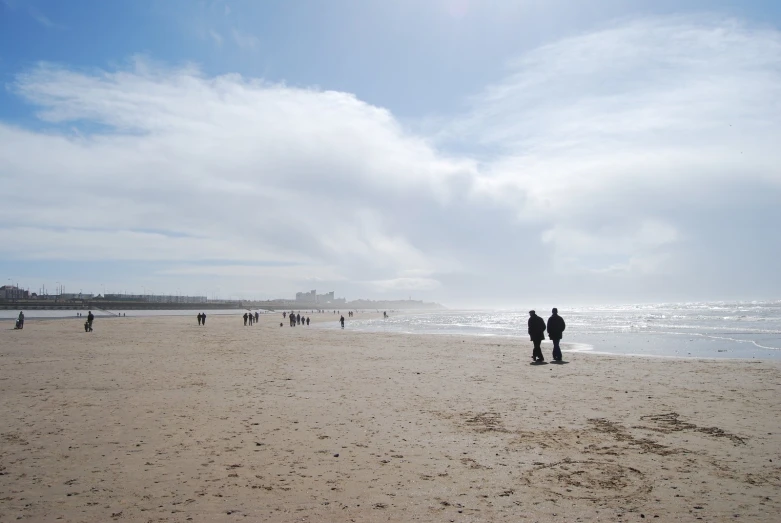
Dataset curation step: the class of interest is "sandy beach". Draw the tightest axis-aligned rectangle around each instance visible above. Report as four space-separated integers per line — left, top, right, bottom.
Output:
1 313 779 522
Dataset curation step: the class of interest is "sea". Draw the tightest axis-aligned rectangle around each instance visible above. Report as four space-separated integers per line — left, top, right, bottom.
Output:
4 301 781 360
328 301 781 360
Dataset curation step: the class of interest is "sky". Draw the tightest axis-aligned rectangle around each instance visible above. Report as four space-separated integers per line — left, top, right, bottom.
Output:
1 0 780 307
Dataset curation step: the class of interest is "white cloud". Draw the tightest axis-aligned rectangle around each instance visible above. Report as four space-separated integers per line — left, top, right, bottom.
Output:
209 29 223 46
1 58 471 298
231 28 259 50
542 220 679 274
453 16 781 285
2 16 781 302
26 7 62 29
368 278 443 292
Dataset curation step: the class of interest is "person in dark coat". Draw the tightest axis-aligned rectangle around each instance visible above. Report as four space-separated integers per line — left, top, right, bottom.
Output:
255 311 259 323
201 312 206 325
87 311 94 332
339 315 345 329
243 312 248 326
15 311 24 330
197 313 202 326
546 308 566 361
528 310 546 362
306 317 310 326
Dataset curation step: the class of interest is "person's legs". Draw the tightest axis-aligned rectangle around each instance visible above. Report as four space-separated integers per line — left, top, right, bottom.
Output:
552 339 562 361
532 340 544 361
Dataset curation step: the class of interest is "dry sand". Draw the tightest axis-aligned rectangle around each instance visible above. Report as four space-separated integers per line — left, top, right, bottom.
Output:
1 313 780 522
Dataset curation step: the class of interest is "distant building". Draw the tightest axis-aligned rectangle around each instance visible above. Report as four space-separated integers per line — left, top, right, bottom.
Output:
296 290 317 303
59 293 94 300
317 291 335 303
294 290 343 304
0 285 29 300
105 294 207 303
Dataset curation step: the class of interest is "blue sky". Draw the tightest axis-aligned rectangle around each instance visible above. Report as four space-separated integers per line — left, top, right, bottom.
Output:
1 0 781 306
4 0 780 118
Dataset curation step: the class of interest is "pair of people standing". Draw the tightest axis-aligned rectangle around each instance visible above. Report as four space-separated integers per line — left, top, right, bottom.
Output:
196 312 207 325
528 308 566 362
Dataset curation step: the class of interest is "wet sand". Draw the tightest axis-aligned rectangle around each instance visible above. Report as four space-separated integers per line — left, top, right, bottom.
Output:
1 314 779 522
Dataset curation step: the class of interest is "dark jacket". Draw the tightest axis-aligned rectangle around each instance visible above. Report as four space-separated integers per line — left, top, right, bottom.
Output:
528 314 546 341
547 314 566 340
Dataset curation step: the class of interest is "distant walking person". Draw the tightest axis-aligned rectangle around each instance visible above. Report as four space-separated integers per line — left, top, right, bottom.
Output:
255 311 259 323
296 313 301 325
528 310 546 362
197 313 202 326
306 317 310 326
201 312 206 326
340 315 345 329
87 311 94 332
243 312 248 326
547 308 566 362
15 311 24 330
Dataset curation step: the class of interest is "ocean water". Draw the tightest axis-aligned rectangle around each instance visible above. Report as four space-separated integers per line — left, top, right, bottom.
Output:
336 302 781 360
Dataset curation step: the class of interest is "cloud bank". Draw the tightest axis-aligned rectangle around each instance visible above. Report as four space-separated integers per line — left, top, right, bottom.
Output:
1 16 780 304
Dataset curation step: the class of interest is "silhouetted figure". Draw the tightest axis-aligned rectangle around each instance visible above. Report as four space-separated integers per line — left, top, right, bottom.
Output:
547 308 566 361
306 317 310 326
15 311 24 330
383 311 388 319
296 313 301 325
340 315 345 329
87 311 94 332
528 310 546 362
197 313 202 326
243 312 248 326
283 312 287 319
201 312 206 325
255 311 259 322
249 312 254 326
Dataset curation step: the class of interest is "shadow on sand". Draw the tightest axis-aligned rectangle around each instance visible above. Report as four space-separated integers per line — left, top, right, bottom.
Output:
550 360 570 365
530 361 549 366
